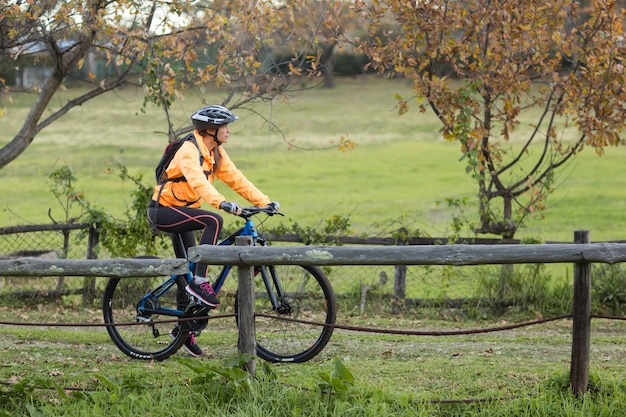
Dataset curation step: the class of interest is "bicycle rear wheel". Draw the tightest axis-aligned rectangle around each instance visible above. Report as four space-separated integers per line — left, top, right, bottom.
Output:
247 264 336 363
102 258 190 361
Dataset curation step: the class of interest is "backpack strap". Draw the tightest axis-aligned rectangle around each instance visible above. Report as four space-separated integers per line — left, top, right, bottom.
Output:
158 135 202 185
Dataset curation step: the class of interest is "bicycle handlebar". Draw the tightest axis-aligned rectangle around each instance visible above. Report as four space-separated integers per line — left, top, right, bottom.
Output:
238 205 284 219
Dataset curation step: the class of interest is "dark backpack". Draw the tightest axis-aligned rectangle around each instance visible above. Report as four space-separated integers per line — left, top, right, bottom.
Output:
155 134 202 185
152 135 204 232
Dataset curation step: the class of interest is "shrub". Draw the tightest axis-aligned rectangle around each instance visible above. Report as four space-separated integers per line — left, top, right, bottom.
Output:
592 264 626 316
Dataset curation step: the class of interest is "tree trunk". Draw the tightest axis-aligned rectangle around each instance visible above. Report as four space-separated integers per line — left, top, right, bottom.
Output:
319 42 337 89
0 4 99 169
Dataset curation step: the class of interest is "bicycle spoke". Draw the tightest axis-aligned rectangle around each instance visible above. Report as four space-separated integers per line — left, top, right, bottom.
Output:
253 265 336 363
103 270 189 361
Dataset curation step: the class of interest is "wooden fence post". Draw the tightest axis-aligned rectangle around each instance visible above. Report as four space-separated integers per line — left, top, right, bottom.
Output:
392 228 408 314
236 236 256 376
82 226 99 304
570 230 591 396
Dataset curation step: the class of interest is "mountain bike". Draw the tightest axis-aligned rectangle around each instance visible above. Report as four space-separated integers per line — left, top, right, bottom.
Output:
102 206 336 362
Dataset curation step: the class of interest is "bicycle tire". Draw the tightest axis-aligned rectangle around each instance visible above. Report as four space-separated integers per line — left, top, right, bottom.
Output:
237 264 336 363
102 257 189 361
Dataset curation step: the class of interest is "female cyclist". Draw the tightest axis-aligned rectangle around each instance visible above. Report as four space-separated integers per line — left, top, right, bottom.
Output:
147 104 278 356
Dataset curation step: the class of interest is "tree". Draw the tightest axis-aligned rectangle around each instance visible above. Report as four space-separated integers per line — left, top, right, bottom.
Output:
355 0 626 239
0 0 337 169
295 0 355 88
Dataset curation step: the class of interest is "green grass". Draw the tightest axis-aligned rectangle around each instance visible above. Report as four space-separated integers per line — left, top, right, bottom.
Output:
1 77 625 415
0 307 624 416
3 77 626 242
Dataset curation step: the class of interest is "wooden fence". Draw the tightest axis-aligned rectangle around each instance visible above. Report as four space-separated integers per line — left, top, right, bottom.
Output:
0 230 624 395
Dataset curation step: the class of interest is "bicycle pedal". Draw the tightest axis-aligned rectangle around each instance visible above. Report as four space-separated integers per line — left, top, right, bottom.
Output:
190 296 217 310
184 300 200 313
185 300 211 316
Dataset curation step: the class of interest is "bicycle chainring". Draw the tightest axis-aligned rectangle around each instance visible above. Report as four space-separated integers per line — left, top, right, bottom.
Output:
184 302 210 332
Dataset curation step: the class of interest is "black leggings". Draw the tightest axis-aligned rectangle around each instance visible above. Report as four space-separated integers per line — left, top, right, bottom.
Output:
147 202 223 278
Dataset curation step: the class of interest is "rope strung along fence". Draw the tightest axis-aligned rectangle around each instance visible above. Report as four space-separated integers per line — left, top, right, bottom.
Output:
0 311 622 401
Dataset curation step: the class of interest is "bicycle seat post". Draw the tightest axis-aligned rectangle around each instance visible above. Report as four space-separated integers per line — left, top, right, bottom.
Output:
170 232 194 280
171 233 187 258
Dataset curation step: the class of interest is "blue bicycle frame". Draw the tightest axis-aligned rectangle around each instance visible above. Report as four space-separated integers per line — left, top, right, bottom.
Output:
136 216 267 319
211 216 258 294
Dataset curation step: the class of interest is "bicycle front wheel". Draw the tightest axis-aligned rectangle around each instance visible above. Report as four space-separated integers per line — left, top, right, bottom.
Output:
249 264 336 363
102 260 190 361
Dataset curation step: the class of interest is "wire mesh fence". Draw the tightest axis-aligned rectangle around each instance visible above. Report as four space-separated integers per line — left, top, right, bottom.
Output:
0 223 487 316
0 225 93 297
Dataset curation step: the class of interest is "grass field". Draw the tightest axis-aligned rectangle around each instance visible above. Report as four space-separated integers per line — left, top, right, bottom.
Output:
2 77 626 243
0 306 624 416
1 78 626 415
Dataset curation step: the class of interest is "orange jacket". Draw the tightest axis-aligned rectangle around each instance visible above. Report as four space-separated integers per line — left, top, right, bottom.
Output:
152 131 270 209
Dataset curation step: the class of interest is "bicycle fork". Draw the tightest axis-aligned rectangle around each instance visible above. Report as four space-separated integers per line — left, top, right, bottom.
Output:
257 265 292 314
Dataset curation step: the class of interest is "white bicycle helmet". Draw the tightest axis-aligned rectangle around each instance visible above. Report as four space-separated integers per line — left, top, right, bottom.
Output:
191 105 238 131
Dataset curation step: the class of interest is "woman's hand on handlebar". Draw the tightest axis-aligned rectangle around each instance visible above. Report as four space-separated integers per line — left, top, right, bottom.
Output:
267 201 280 213
219 201 243 215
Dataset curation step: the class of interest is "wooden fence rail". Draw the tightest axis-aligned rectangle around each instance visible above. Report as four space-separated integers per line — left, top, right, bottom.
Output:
0 257 187 277
1 241 624 276
0 230 622 395
187 241 626 266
